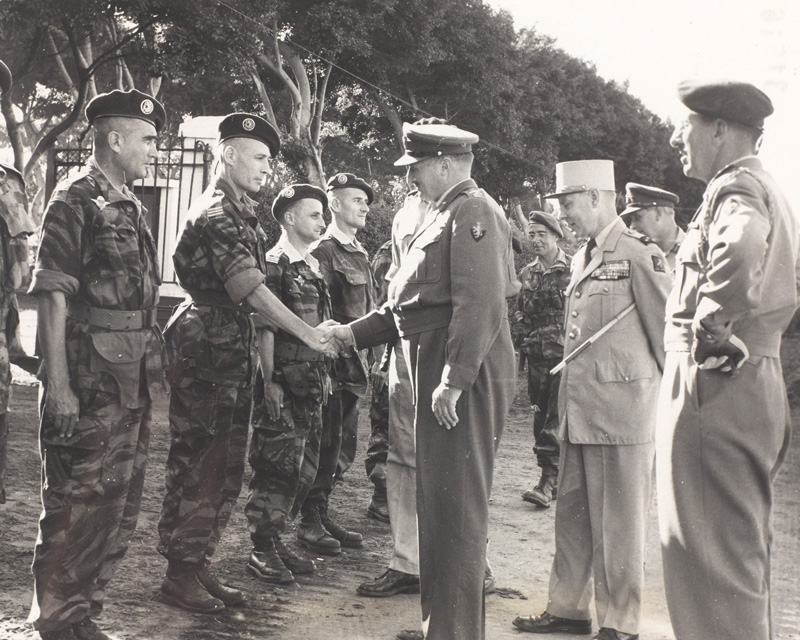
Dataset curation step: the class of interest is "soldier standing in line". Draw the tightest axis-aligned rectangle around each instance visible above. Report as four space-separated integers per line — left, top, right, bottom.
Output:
244 183 333 582
1 59 37 505
517 211 571 509
619 183 685 274
27 89 166 640
363 238 392 524
158 114 335 614
296 172 374 553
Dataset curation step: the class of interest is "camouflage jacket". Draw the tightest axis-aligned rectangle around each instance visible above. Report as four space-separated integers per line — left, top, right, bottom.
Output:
517 248 571 363
0 163 35 307
29 157 164 442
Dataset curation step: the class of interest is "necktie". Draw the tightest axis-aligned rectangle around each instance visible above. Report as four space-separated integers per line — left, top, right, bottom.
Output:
584 238 597 264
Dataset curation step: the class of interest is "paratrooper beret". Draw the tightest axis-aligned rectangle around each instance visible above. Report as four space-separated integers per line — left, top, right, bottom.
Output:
85 89 166 132
528 211 563 238
272 183 328 222
677 80 774 130
218 113 280 157
326 172 374 205
620 183 679 217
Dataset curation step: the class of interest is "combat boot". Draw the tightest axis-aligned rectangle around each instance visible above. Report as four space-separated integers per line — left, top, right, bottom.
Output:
273 535 316 574
161 561 225 614
522 466 558 508
319 501 363 548
247 539 294 584
296 503 341 555
367 488 390 524
72 617 110 640
195 557 246 606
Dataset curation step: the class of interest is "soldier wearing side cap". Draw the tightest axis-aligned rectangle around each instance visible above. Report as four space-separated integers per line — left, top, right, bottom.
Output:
244 184 332 584
27 89 167 640
516 211 571 509
326 120 519 640
295 172 375 554
157 114 336 615
657 80 799 640
0 59 37 506
619 183 684 274
513 160 672 640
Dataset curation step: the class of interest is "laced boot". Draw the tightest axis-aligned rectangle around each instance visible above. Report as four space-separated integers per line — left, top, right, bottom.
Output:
319 501 363 548
161 560 225 613
247 538 294 584
273 535 315 574
523 466 558 508
296 503 341 555
195 557 245 606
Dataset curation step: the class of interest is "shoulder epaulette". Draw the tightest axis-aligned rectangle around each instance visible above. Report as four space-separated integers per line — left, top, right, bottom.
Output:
265 245 285 264
623 228 655 245
207 203 227 219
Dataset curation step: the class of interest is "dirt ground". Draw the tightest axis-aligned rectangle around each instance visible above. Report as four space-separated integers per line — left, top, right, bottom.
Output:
1 303 799 640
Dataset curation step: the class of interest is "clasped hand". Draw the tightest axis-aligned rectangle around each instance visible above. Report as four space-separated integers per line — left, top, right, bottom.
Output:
316 319 357 356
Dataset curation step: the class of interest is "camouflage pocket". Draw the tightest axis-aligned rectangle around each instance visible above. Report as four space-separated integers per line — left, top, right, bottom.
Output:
282 362 311 398
196 318 251 386
88 331 146 408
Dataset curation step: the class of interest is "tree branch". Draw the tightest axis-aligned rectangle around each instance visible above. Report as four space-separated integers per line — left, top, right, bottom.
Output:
46 27 78 99
367 87 404 152
247 66 277 128
311 62 332 147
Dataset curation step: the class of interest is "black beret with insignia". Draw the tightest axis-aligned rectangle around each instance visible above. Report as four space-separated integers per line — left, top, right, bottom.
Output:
219 113 280 157
326 172 374 205
272 183 328 222
394 122 479 166
528 210 563 238
0 60 12 94
85 89 166 132
620 183 679 217
678 80 774 130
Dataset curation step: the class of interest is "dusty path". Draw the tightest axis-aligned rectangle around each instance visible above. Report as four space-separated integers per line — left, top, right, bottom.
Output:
1 305 798 640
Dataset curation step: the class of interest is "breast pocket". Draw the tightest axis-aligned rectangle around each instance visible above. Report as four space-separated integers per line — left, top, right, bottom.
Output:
91 205 141 278
675 227 703 313
405 232 444 284
585 280 628 332
332 264 369 318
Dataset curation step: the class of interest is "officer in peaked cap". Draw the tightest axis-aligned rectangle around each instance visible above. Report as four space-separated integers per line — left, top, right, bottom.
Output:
272 183 328 221
659 79 796 640
327 172 374 205
85 88 166 132
393 120 479 166
620 183 684 273
218 112 281 157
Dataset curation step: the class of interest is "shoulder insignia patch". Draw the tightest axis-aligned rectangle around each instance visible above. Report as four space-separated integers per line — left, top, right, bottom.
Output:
591 260 631 280
651 254 666 273
466 188 483 198
471 221 486 242
207 203 226 219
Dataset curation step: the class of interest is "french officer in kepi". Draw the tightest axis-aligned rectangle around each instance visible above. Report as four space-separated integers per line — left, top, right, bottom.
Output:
513 159 672 640
619 183 684 274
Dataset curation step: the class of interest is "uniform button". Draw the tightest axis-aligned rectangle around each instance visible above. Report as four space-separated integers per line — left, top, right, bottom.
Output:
117 354 123 359
575 292 581 298
568 332 576 339
624 375 630 381
603 286 609 293
571 311 578 317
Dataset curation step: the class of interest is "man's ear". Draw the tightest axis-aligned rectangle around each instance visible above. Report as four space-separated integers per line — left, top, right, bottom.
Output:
107 130 124 154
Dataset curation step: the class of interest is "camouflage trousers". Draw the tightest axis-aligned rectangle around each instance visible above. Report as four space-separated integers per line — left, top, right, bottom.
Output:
303 387 362 510
0 312 10 503
29 385 151 633
245 379 323 548
365 380 389 493
158 378 251 564
527 360 561 470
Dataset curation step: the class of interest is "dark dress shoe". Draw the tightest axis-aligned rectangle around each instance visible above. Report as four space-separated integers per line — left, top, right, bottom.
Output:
592 628 638 640
396 630 424 640
512 611 592 634
367 496 390 523
72 618 109 640
357 569 420 597
195 559 246 606
248 548 294 585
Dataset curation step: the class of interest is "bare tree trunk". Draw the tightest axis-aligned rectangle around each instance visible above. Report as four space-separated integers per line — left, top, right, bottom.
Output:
367 87 404 153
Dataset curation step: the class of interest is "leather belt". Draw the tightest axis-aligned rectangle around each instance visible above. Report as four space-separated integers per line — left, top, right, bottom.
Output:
274 340 327 362
68 302 156 330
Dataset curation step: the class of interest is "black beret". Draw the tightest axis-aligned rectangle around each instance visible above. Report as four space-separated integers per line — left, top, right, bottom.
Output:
528 211 563 238
620 183 679 217
0 60 12 94
326 172 374 205
85 89 166 132
272 183 328 222
219 113 280 157
394 122 479 166
678 80 773 130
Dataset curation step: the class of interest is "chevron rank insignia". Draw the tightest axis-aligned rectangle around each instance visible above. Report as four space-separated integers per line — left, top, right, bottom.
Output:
471 222 486 242
652 255 666 273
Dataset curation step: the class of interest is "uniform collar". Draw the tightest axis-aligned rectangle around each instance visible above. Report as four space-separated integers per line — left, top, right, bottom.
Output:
86 157 141 211
276 230 320 271
593 216 623 250
712 154 763 182
532 247 569 272
670 227 687 255
326 221 367 255
213 175 258 221
435 178 476 212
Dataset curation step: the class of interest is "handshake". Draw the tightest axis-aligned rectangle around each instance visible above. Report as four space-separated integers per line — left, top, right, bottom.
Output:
308 319 357 357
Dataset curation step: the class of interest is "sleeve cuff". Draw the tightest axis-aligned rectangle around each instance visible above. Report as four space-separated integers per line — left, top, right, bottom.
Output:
442 362 476 391
28 269 79 297
224 268 265 304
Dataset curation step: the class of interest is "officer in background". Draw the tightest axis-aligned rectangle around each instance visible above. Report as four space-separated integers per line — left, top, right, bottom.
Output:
517 211 570 509
27 89 167 640
658 80 798 640
327 121 519 640
297 172 375 553
619 183 684 274
0 59 37 505
363 238 392 524
513 160 671 640
245 184 332 582
158 114 335 614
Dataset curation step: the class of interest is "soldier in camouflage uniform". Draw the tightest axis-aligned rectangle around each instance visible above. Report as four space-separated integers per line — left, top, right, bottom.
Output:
0 60 36 505
245 183 333 582
27 90 167 640
296 173 375 553
516 211 570 509
363 240 392 524
158 114 336 614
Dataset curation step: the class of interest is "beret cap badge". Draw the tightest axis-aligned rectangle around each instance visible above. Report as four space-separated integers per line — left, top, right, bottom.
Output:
283 187 295 199
337 174 348 184
140 99 154 115
243 117 256 131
